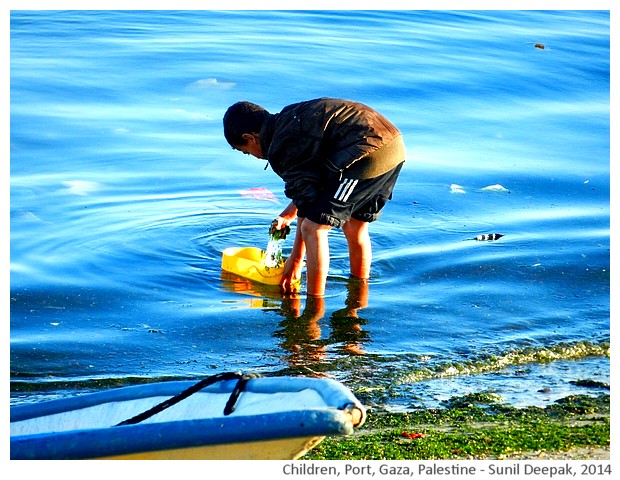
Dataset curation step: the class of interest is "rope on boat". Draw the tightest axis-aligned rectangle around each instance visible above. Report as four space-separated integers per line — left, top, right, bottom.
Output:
223 373 261 415
115 372 261 426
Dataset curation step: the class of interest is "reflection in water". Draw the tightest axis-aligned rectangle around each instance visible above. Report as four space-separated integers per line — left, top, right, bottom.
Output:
219 271 282 308
222 270 372 368
329 279 369 356
274 278 371 368
275 295 326 366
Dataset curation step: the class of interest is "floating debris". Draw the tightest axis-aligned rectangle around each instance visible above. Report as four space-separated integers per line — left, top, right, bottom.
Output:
450 183 510 194
480 184 510 193
188 78 236 89
475 233 504 241
534 43 545 50
239 187 278 202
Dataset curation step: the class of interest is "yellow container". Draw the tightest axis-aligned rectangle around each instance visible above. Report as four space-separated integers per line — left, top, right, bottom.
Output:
221 247 284 285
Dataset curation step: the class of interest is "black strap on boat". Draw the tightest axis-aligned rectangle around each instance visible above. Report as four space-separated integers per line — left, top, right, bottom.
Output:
116 372 260 426
223 372 261 415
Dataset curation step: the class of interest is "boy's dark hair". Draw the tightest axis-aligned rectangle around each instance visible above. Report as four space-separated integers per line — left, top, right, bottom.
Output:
223 101 270 147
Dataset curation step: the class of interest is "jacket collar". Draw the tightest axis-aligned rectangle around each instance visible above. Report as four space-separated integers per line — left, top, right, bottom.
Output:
260 113 276 159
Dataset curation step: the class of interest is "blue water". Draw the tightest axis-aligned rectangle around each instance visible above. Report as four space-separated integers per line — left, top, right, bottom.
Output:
10 10 610 410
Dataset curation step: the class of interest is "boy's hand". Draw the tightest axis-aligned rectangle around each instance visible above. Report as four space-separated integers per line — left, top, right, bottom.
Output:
280 256 302 295
269 219 291 240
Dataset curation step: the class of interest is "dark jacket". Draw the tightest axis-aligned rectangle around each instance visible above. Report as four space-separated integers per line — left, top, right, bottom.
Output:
260 98 405 204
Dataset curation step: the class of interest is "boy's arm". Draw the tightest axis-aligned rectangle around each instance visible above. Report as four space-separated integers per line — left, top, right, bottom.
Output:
281 217 305 295
273 201 298 229
275 201 303 294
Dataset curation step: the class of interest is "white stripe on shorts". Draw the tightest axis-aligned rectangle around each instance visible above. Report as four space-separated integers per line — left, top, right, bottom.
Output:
334 178 359 202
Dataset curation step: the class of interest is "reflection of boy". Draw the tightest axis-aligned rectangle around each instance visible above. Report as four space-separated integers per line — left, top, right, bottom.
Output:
276 278 370 365
276 296 326 366
223 98 405 296
330 278 370 355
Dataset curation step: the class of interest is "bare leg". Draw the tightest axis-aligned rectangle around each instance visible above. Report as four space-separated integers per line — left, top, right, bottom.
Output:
342 218 371 279
300 218 332 296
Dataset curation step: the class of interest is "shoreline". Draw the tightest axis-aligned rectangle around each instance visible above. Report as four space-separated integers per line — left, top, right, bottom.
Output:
303 393 610 461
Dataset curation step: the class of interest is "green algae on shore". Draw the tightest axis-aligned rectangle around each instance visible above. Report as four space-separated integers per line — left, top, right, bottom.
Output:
304 393 610 460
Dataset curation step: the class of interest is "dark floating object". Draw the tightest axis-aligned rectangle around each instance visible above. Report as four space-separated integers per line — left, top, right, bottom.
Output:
569 379 610 390
534 43 545 49
475 233 504 241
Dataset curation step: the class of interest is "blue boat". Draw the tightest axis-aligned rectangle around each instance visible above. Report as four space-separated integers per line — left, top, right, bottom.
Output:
11 373 366 460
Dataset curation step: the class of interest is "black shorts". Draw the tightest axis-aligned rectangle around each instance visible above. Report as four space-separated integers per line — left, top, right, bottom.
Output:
296 162 404 228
